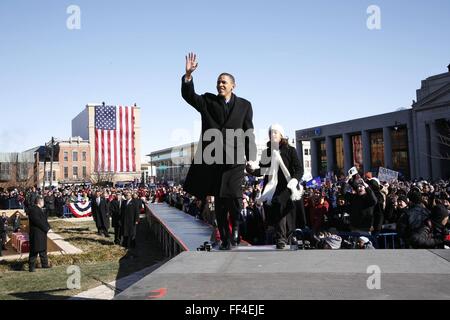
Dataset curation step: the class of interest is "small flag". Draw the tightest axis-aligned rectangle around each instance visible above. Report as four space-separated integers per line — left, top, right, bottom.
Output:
306 177 322 188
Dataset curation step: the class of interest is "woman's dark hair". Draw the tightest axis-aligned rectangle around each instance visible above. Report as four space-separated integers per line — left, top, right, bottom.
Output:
279 138 289 146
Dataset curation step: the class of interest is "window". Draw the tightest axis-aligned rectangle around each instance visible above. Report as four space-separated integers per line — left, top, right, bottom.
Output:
73 151 78 162
73 166 78 179
391 127 410 179
82 151 87 162
351 134 363 172
304 149 309 156
17 163 30 181
64 167 69 179
0 163 11 181
333 137 344 176
319 140 327 177
82 166 87 178
370 131 384 170
64 151 69 162
45 171 56 182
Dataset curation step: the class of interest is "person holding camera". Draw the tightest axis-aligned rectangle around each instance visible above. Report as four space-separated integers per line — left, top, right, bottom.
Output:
410 204 449 249
345 169 378 234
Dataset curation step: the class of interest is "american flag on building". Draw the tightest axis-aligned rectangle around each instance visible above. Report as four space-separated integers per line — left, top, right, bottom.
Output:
95 105 136 173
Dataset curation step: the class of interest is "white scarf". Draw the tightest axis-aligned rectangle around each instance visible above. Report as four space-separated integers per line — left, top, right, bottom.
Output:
256 149 303 205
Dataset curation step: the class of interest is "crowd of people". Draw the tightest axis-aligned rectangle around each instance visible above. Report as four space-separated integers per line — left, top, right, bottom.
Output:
158 175 450 250
0 184 152 264
1 174 449 263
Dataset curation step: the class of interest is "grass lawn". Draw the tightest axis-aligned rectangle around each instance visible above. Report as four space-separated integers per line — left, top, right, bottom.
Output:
0 217 165 300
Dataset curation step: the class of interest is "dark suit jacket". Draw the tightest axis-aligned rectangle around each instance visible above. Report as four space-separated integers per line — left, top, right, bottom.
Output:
121 199 140 238
92 197 110 230
28 205 50 253
181 75 256 199
110 198 123 228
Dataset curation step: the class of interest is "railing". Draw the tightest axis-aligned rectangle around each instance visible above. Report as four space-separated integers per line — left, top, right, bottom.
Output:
144 204 189 258
0 199 24 210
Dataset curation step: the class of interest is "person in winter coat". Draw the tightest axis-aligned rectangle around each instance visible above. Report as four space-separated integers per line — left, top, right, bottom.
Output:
92 190 111 237
345 177 378 233
110 192 124 245
328 195 351 232
396 188 430 247
28 196 51 272
308 191 330 233
0 212 7 254
121 191 140 249
246 124 303 249
181 53 257 250
367 178 385 233
410 204 449 249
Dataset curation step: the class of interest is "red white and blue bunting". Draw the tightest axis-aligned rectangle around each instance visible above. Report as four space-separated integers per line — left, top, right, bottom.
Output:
68 201 92 218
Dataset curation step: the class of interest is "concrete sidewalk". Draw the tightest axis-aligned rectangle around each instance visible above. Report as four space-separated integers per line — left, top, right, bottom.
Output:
70 260 168 300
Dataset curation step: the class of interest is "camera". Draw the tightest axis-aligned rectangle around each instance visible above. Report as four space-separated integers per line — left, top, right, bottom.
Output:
197 241 212 251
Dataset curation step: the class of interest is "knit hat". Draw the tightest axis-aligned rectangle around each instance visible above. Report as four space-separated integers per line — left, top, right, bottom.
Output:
430 204 449 225
324 235 342 249
408 189 422 205
269 123 285 138
368 178 380 190
359 236 371 244
397 195 408 205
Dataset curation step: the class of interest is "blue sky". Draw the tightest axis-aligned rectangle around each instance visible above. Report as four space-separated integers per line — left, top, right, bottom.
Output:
1 0 449 161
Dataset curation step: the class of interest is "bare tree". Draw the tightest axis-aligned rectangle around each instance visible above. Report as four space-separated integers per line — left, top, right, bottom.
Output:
90 171 116 186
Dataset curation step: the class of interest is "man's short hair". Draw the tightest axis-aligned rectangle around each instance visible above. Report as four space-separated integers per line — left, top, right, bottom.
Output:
218 73 235 84
35 196 44 205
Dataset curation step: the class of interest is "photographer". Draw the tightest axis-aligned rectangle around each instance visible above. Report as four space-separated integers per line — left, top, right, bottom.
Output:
345 170 378 234
410 204 449 249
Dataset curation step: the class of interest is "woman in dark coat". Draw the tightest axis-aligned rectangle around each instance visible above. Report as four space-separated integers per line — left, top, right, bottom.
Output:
28 196 51 272
247 124 303 249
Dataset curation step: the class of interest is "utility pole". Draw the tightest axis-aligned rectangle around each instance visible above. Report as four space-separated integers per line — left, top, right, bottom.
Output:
49 137 55 188
42 147 47 191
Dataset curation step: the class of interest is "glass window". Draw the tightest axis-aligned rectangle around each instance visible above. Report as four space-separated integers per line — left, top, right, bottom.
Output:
333 137 344 176
17 163 30 181
82 152 87 162
391 127 410 179
73 166 78 179
73 151 78 162
351 134 363 172
370 131 384 170
82 166 87 178
304 149 309 156
64 167 69 179
63 151 68 162
0 163 11 181
45 171 55 182
319 140 327 177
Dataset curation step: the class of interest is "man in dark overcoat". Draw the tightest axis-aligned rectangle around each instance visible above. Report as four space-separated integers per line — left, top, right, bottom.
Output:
92 190 110 237
121 191 140 249
110 191 124 245
181 52 257 250
28 196 51 272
